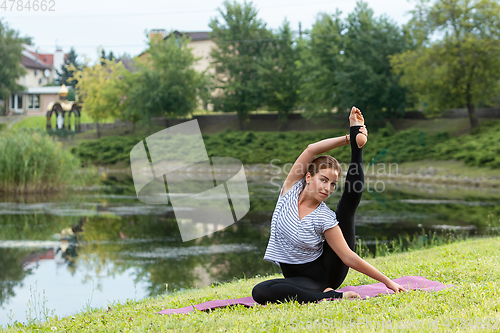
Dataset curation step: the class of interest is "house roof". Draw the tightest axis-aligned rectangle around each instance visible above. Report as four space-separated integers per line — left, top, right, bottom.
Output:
137 30 212 58
21 54 51 70
22 44 68 67
184 32 210 41
166 31 210 41
117 58 137 72
28 51 54 66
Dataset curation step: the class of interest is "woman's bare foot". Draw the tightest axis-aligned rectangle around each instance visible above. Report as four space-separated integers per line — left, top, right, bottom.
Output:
348 107 368 148
323 287 334 293
342 291 361 299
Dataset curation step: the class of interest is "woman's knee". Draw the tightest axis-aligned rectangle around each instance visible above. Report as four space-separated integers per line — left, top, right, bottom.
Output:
252 281 272 305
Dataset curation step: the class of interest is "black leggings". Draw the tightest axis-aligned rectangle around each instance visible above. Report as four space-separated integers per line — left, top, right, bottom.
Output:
252 125 364 304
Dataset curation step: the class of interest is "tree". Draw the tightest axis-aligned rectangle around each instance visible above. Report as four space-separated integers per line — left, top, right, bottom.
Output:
117 33 205 131
295 11 343 118
0 19 26 115
256 20 299 129
68 58 127 138
19 36 34 45
117 52 133 60
390 0 500 129
114 71 142 134
296 1 410 123
209 0 273 130
99 48 115 65
55 47 82 87
335 2 410 124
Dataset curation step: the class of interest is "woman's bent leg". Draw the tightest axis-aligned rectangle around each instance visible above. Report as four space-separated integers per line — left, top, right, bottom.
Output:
322 125 364 289
252 276 342 305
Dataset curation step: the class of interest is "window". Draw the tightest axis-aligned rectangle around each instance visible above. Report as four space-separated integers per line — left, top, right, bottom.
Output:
27 94 40 109
10 94 24 111
17 94 23 109
35 69 39 76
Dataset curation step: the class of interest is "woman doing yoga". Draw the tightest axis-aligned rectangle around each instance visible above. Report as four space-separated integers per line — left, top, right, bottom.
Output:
252 106 408 304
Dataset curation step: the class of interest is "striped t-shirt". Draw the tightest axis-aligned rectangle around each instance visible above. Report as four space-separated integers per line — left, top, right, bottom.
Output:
263 176 339 266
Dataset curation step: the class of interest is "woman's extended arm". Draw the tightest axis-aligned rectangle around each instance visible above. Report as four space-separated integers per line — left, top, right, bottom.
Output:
324 225 408 293
281 135 349 196
307 136 349 156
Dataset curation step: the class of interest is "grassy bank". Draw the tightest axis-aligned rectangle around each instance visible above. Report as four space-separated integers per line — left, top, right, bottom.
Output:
70 126 447 167
4 236 499 332
11 114 115 131
69 119 500 170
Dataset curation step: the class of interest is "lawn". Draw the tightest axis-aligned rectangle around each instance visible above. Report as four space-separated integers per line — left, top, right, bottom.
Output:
5 236 499 332
11 114 115 130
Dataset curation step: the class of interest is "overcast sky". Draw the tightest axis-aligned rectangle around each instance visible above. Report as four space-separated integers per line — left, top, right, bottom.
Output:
2 0 416 64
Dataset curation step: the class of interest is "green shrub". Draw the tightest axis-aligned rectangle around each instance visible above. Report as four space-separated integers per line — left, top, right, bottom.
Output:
71 128 445 167
70 120 500 169
428 120 500 168
378 121 397 137
0 129 93 193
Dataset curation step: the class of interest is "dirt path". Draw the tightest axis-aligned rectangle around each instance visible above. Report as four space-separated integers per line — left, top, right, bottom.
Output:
0 115 28 129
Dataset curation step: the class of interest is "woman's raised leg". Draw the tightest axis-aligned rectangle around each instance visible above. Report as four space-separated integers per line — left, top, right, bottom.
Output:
321 124 364 289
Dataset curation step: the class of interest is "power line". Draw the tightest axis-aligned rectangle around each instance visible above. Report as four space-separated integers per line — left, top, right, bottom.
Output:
3 28 406 50
4 0 350 20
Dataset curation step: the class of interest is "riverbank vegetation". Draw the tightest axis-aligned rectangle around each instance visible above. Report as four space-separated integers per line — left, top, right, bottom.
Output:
0 129 97 193
70 120 500 169
4 236 499 332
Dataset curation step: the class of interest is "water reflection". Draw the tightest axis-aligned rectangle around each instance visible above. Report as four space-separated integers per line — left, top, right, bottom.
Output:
0 174 499 327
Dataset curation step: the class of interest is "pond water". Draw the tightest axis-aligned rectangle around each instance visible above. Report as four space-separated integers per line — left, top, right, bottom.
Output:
1 172 499 327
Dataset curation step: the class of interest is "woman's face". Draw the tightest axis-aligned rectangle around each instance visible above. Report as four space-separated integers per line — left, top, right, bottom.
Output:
304 168 339 201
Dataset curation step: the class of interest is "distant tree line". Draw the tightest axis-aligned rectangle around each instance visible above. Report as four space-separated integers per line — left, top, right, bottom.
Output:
1 0 499 129
208 0 500 129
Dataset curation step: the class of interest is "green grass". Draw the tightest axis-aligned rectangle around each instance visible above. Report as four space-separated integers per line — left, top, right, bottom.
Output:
5 236 499 332
11 113 115 130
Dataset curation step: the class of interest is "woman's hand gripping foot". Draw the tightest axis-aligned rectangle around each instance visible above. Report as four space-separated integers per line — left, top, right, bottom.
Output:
347 106 368 148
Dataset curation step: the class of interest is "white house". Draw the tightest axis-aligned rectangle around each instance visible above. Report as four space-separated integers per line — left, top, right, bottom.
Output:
7 44 67 115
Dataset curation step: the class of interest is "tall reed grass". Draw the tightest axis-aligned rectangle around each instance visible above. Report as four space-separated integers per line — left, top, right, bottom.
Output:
0 129 92 193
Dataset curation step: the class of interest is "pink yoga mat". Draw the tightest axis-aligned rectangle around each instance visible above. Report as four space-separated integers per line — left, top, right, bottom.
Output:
158 276 456 315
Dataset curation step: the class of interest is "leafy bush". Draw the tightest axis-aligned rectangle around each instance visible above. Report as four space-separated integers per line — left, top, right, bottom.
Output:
71 128 448 167
72 135 143 166
428 120 500 168
70 120 500 169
